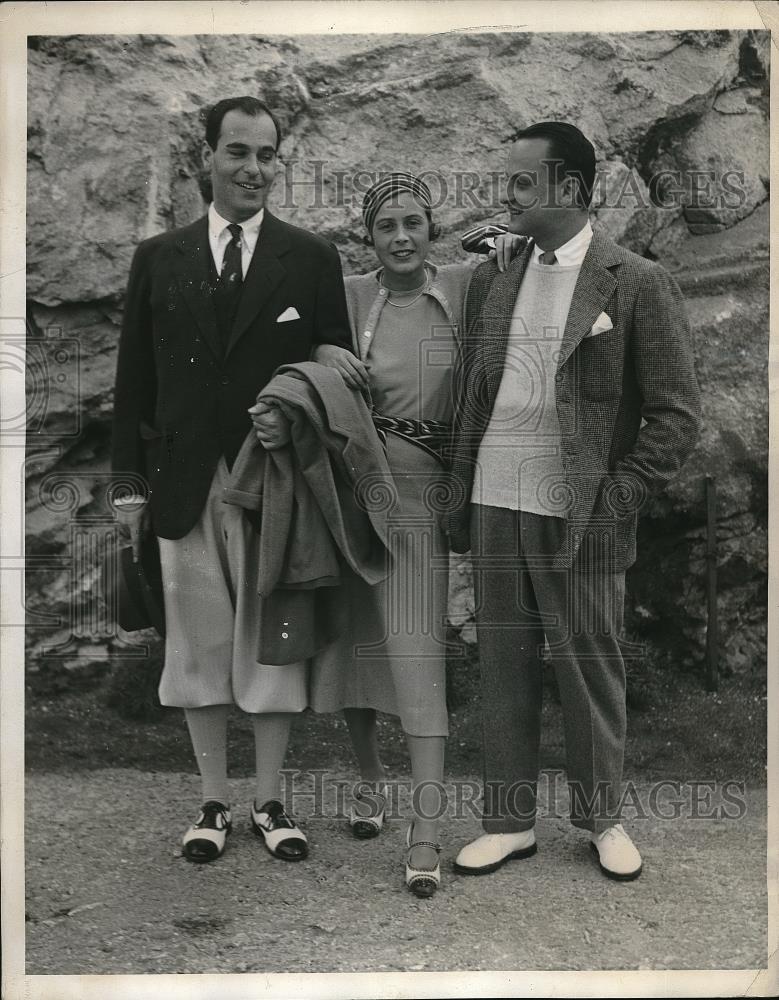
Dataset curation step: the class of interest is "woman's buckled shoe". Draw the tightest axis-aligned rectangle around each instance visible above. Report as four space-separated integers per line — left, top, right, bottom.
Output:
405 822 441 898
349 783 387 840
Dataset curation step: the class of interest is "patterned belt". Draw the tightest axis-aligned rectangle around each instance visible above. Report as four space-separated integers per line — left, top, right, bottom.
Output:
371 412 451 466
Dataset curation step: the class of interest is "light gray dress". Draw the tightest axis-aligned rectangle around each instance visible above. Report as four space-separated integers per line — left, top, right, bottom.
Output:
310 264 469 736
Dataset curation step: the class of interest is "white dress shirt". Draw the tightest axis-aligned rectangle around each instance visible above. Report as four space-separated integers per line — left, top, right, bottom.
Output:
208 203 264 278
532 219 593 266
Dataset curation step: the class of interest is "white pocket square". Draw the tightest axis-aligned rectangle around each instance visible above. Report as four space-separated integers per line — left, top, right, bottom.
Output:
586 311 613 338
276 306 301 323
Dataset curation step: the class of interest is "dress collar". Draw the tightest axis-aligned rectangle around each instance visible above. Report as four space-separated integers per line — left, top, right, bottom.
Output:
374 260 439 288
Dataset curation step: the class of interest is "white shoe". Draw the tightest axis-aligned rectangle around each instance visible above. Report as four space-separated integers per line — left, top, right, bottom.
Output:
453 831 537 875
590 824 642 881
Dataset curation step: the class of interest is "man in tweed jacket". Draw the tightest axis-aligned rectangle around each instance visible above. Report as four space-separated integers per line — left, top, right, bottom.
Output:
447 122 700 880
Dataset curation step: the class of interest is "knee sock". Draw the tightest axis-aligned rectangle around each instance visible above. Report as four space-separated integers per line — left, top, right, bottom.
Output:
184 704 230 806
249 712 294 808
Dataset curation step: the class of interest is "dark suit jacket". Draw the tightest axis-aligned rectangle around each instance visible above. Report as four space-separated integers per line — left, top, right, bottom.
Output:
111 210 352 539
445 231 701 570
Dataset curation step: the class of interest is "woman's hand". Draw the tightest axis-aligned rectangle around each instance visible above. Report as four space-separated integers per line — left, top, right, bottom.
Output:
491 232 526 273
248 401 292 450
312 344 370 391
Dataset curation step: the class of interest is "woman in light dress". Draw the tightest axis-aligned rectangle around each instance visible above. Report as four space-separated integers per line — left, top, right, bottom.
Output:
313 173 520 897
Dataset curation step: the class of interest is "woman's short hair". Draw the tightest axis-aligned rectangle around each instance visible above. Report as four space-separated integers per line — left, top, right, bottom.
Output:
512 121 596 209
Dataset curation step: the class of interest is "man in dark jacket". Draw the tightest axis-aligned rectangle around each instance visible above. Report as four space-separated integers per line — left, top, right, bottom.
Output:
447 122 700 881
112 96 354 864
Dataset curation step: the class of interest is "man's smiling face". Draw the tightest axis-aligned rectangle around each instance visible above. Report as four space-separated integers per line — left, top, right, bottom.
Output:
202 109 278 223
503 137 571 245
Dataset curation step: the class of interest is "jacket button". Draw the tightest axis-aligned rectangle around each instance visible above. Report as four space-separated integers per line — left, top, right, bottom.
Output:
220 375 230 385
555 372 564 383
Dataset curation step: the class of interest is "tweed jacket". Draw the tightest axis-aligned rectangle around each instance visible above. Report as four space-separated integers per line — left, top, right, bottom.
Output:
111 211 352 540
223 362 394 664
445 230 701 570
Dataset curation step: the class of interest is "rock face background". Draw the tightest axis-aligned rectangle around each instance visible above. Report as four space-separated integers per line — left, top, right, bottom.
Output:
25 30 769 687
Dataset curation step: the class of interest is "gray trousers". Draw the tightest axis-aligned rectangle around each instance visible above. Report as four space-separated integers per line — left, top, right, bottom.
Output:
471 504 627 834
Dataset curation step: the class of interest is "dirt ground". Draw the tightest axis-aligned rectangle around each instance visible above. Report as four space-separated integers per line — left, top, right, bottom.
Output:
24 772 767 975
18 663 770 983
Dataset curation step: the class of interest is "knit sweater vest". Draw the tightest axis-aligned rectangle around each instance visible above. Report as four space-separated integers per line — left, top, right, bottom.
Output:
472 260 582 516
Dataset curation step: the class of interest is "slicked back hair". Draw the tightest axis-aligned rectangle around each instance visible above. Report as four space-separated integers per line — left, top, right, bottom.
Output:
203 96 282 151
512 121 596 209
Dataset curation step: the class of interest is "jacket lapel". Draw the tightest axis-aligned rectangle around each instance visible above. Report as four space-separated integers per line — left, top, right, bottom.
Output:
558 230 620 368
477 239 534 397
173 217 223 362
226 211 290 357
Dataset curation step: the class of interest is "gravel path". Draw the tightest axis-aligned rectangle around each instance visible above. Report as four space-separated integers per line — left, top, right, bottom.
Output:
22 769 767 976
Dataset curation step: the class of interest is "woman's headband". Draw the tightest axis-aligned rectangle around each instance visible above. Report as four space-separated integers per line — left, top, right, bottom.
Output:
361 173 433 235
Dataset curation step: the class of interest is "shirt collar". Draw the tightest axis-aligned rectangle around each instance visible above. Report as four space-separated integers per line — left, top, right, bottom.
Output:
208 203 265 251
532 219 593 267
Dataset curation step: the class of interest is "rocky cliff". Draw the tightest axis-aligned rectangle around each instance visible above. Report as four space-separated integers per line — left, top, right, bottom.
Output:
24 30 769 685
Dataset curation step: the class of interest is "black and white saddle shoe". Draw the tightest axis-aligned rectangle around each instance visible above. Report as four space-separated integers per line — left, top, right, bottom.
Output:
251 799 308 861
182 800 232 863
